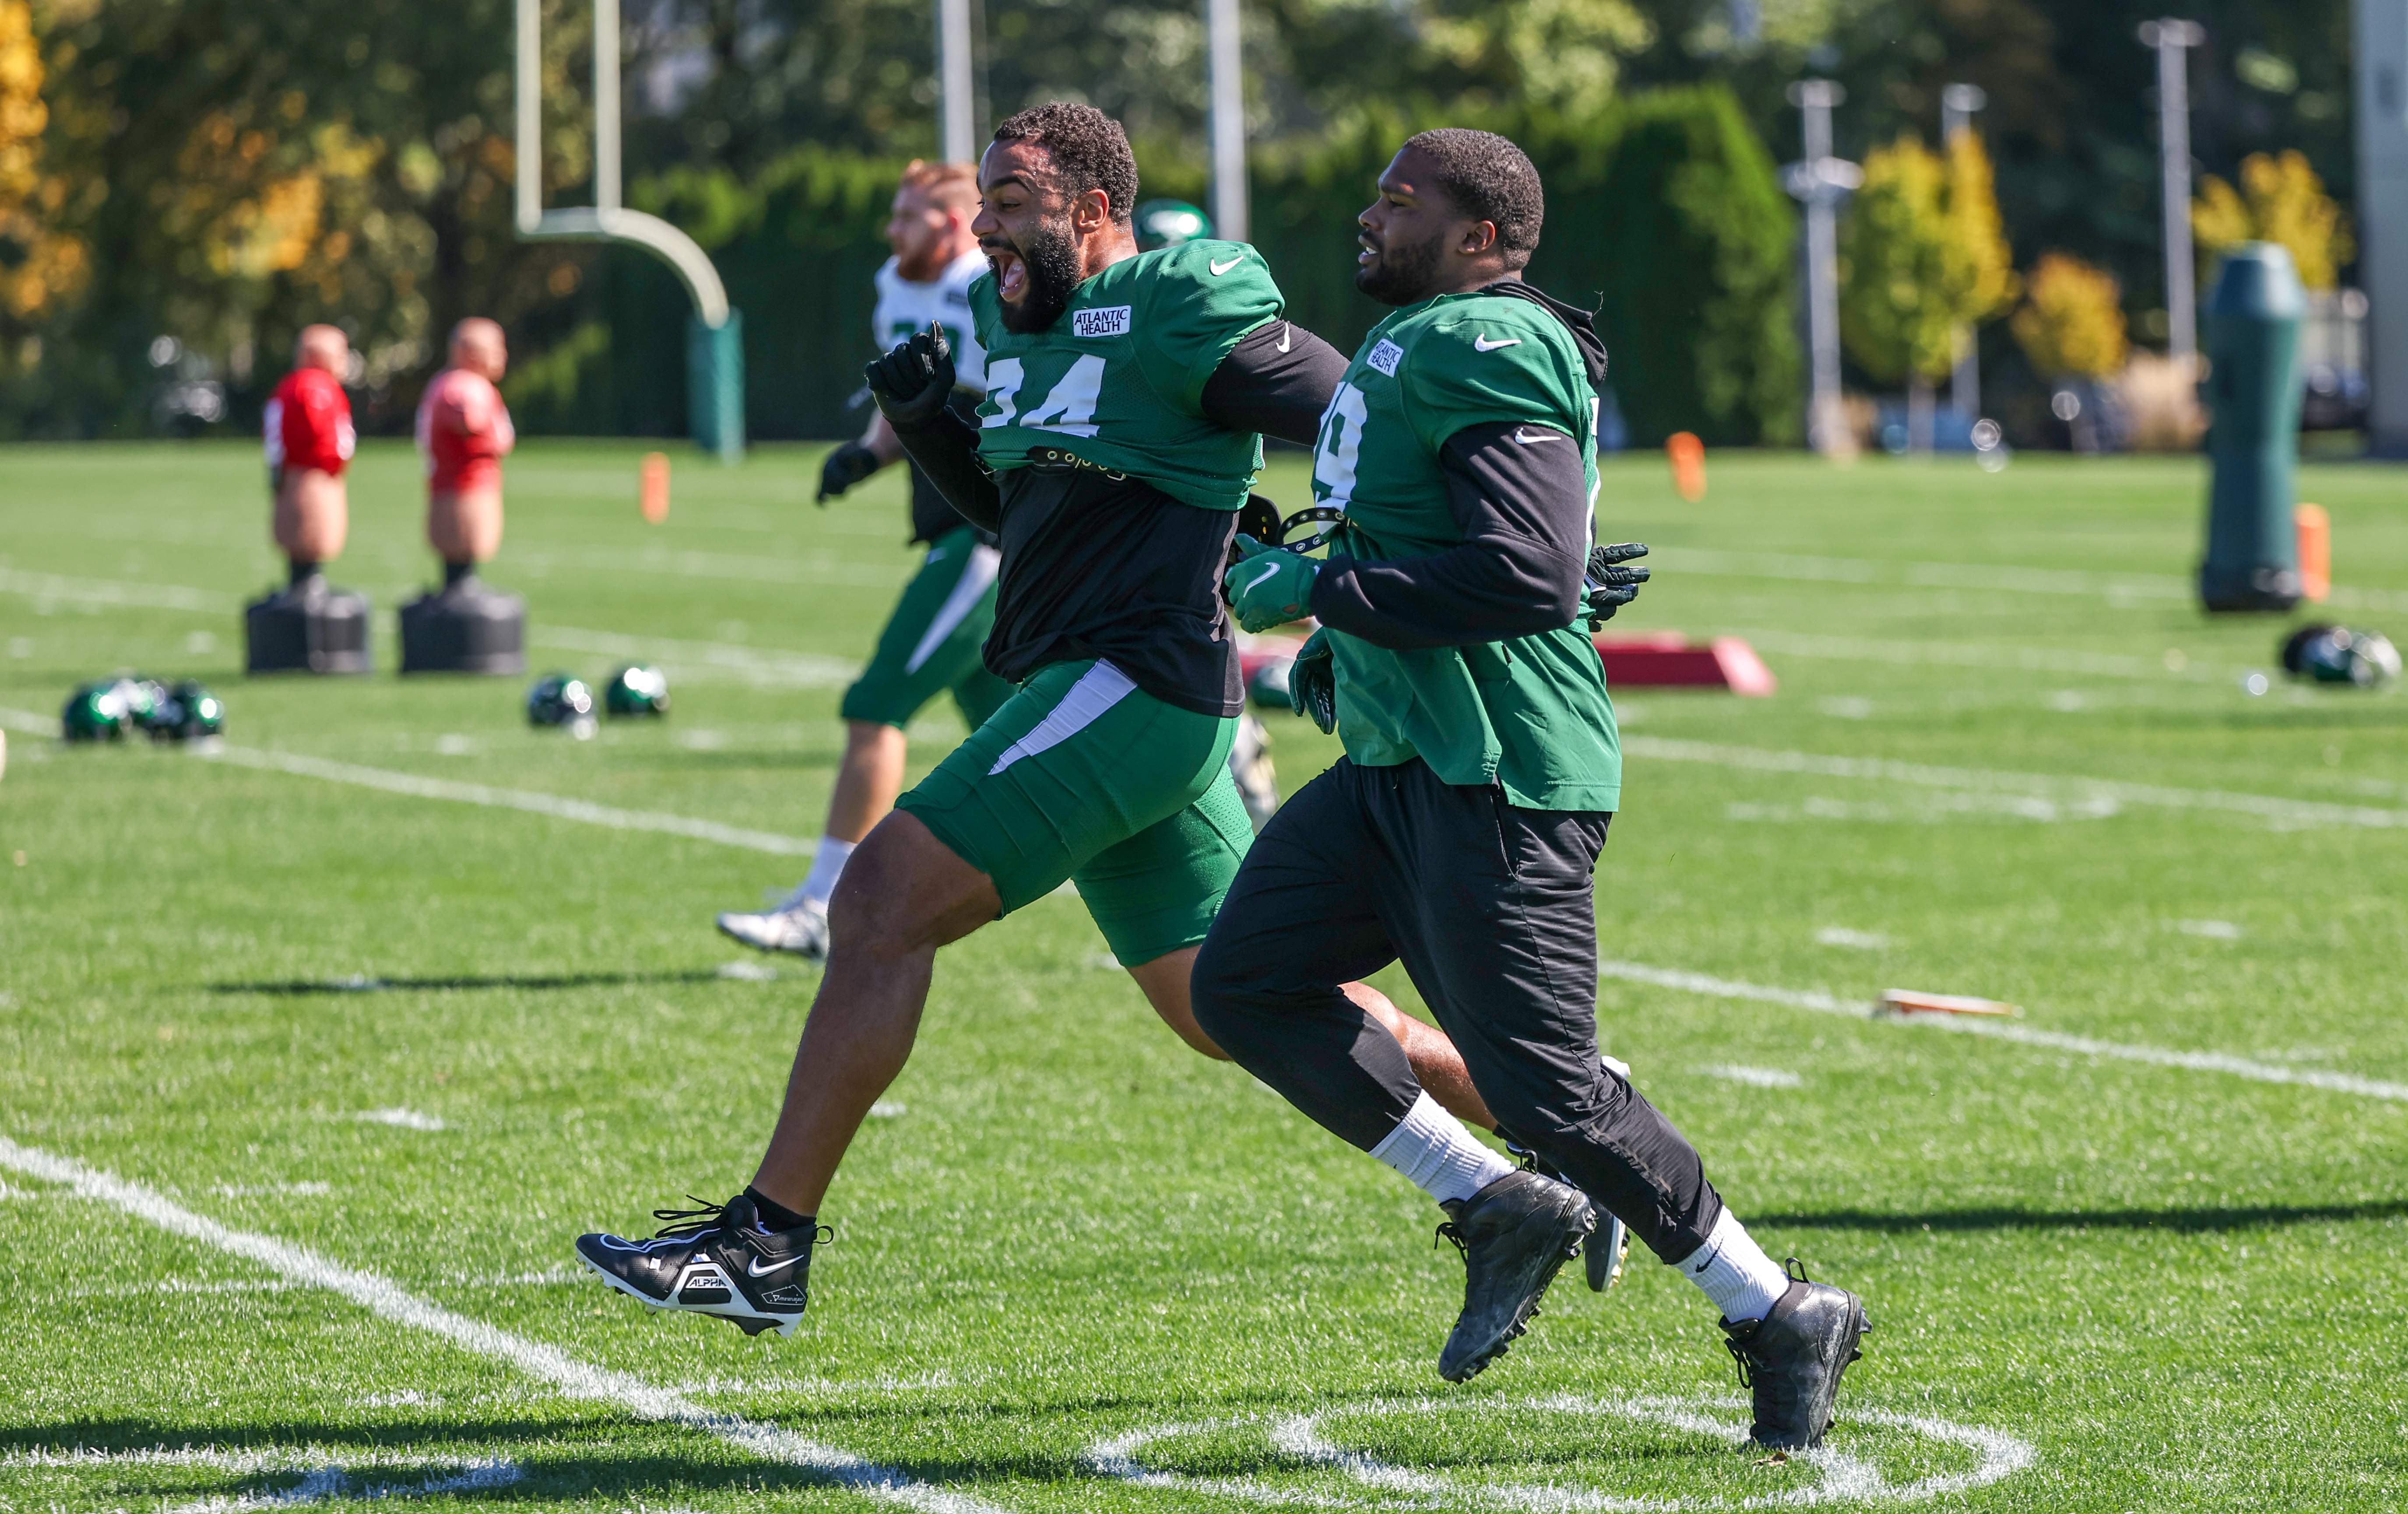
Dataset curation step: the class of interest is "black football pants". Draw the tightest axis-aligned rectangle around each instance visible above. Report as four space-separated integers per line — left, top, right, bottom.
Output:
1190 755 1723 1263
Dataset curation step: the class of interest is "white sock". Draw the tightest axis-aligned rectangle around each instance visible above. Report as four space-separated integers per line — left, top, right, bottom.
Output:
1367 1091 1515 1207
1675 1207 1791 1323
796 838 856 909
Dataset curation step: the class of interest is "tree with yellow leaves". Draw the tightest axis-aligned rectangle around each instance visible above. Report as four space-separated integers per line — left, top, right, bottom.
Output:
0 0 88 352
2193 151 2353 292
2010 254 2127 379
1839 130 2017 448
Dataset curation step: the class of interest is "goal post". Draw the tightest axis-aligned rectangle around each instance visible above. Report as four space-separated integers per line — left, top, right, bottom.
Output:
515 0 745 461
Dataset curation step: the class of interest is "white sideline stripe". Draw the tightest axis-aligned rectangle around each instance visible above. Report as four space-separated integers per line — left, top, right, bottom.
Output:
1623 735 2408 831
1596 959 2408 1103
903 544 1000 676
0 1137 1002 1514
987 660 1136 776
193 745 819 856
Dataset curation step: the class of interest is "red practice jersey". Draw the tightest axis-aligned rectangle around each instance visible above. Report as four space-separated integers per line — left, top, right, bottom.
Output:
415 367 515 493
264 367 356 478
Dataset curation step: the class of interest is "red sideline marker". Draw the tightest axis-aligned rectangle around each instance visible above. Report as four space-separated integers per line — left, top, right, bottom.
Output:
1877 989 2021 1018
1595 632 1776 696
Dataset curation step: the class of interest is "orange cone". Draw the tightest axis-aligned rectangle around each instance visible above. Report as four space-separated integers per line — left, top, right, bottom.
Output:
1666 432 1706 502
2296 502 2329 602
640 452 671 523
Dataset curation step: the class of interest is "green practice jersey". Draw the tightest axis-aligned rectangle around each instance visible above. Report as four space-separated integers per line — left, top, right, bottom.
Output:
1310 289 1622 811
969 240 1283 512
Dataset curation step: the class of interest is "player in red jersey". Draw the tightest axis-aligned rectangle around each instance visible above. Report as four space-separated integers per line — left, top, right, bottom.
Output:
414 318 516 594
264 325 357 593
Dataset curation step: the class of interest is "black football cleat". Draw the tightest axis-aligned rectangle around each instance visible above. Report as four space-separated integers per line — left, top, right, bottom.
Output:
1498 1128 1629 1294
575 1194 826 1338
1434 1169 1595 1382
1719 1258 1872 1450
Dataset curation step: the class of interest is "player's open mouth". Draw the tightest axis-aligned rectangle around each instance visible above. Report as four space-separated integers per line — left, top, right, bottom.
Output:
987 247 1028 301
1357 235 1379 268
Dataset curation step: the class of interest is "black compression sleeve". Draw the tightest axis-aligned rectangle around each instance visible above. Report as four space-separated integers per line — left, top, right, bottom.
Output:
887 408 1002 534
1199 320 1349 446
1307 419 1589 649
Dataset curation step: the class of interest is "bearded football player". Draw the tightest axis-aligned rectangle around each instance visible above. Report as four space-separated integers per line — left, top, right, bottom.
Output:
1191 130 1872 1451
578 103 1496 1336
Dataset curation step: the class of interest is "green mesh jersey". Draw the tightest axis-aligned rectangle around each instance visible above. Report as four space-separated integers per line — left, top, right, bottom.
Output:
1310 289 1621 811
969 240 1283 511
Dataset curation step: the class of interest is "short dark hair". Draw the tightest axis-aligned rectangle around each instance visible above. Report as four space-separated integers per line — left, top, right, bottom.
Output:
991 103 1139 225
1402 128 1544 270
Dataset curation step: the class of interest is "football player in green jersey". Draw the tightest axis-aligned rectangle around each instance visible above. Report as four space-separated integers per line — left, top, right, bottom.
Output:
1193 130 1871 1448
577 103 1494 1340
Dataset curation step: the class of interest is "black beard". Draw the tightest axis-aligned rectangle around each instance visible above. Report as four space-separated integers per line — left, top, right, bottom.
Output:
1354 232 1445 306
995 218 1084 334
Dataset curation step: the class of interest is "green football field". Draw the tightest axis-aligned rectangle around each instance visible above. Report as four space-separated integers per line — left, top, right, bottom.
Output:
2 439 2404 1511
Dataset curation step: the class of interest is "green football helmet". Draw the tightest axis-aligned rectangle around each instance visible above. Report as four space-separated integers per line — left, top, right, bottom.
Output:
160 680 226 740
526 672 597 731
2281 625 2402 688
605 664 671 717
62 681 130 741
1135 199 1213 252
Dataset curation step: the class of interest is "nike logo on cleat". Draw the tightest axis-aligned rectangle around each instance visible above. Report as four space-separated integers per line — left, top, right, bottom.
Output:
1211 257 1244 275
1473 334 1520 351
746 1254 799 1277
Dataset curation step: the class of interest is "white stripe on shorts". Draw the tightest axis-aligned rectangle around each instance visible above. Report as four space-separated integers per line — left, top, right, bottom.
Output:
904 543 1002 675
987 660 1137 776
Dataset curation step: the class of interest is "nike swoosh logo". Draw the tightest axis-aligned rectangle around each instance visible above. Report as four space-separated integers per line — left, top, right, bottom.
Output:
1473 334 1520 351
1276 323 1292 353
1512 427 1564 444
747 1254 799 1277
1239 561 1284 593
1210 257 1244 276
1691 1248 1719 1275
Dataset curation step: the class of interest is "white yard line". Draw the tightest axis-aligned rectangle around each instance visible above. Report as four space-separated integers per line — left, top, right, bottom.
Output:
0 566 242 613
1623 735 2408 831
534 625 859 688
0 1137 1003 1514
1653 545 2408 615
1730 629 2227 684
1596 959 2408 1103
0 705 815 856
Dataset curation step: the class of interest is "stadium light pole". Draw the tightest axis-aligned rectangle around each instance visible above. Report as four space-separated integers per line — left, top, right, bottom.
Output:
2139 19 2205 365
516 0 743 460
1784 80 1862 457
937 0 977 164
1206 0 1248 242
1942 83 1986 421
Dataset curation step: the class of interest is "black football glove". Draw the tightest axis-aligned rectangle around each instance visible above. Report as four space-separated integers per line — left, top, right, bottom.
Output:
816 440 881 503
864 322 956 431
1582 542 1650 629
1288 629 1336 734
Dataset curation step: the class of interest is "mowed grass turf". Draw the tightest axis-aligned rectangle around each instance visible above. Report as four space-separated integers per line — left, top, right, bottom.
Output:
2 439 2405 1511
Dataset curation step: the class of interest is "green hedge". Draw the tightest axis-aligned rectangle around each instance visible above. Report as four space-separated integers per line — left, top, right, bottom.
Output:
512 86 1799 449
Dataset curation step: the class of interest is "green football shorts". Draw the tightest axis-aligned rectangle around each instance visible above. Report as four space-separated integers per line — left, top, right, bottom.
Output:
895 657 1254 966
840 527 1016 731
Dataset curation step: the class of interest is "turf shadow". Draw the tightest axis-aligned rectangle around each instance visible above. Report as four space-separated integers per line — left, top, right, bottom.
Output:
1755 1200 2408 1233
208 971 764 995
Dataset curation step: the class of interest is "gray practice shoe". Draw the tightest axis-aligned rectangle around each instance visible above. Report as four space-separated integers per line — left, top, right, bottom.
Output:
1434 1169 1596 1381
1719 1259 1872 1449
